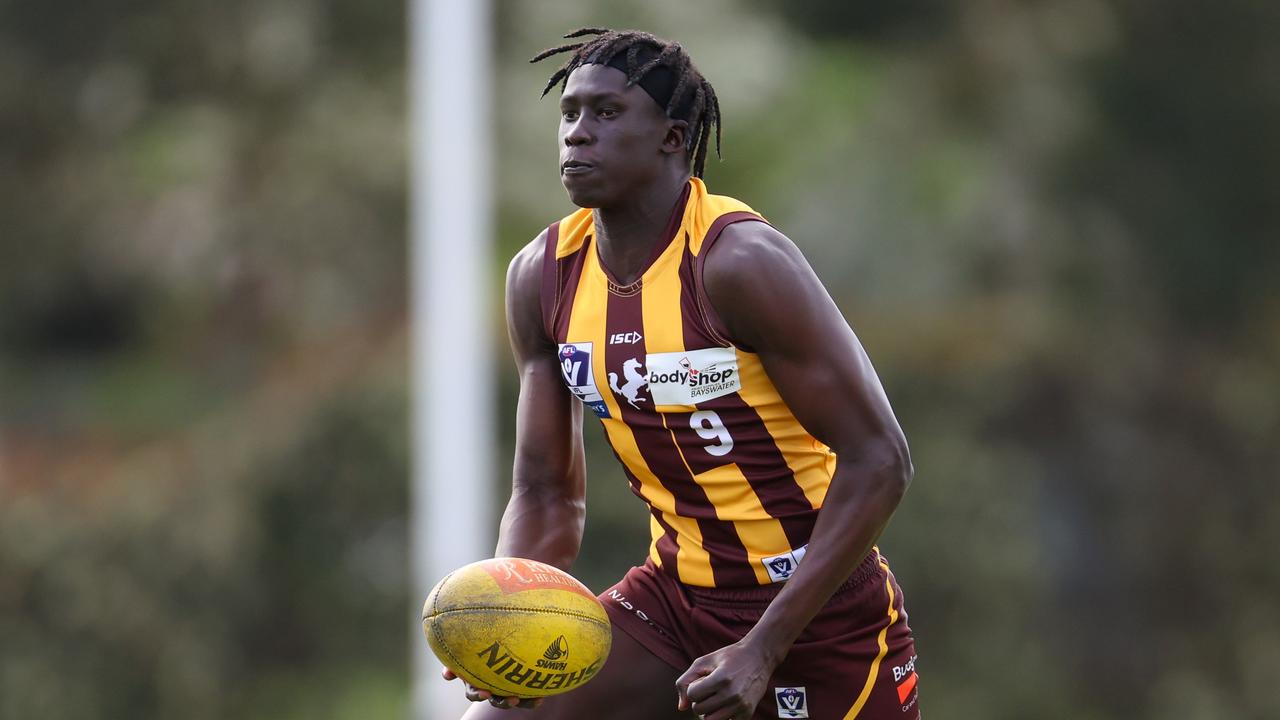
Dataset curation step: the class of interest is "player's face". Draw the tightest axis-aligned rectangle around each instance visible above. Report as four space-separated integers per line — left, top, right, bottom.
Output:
557 64 673 209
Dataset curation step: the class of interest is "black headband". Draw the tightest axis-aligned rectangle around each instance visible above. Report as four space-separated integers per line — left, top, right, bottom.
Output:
596 47 688 120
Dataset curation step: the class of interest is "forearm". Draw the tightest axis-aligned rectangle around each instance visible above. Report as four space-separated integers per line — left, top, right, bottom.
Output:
495 484 586 571
745 448 911 664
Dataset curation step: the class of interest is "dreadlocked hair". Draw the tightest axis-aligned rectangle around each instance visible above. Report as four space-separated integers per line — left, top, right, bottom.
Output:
530 28 723 178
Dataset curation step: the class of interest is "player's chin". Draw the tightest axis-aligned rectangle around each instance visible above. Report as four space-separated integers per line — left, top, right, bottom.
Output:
561 179 611 209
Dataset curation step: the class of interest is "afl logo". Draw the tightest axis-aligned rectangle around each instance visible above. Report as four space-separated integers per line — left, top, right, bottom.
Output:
560 345 578 358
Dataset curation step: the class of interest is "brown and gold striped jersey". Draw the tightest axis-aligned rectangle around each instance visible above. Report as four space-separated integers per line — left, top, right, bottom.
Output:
541 179 835 588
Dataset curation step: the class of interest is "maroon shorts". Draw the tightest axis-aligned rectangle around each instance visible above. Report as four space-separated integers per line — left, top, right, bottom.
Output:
598 551 920 720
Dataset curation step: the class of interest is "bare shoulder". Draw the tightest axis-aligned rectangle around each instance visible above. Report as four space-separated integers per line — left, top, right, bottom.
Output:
507 229 548 298
703 220 814 293
506 229 552 356
702 220 830 350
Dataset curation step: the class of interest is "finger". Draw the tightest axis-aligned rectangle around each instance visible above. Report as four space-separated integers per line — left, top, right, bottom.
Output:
675 664 713 709
516 698 544 710
487 695 529 710
441 667 457 681
689 687 735 718
467 687 494 703
686 669 728 702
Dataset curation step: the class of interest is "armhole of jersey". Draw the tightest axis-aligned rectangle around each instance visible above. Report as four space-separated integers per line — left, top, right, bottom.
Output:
695 212 768 351
539 222 562 342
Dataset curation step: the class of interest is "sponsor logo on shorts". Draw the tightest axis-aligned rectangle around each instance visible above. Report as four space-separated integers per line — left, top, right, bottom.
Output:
558 343 610 418
604 588 651 623
477 642 601 692
775 686 808 718
645 347 741 405
894 654 919 705
892 655 917 683
762 545 808 583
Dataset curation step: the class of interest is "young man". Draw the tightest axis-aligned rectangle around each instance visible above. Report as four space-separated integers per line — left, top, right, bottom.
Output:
445 28 920 720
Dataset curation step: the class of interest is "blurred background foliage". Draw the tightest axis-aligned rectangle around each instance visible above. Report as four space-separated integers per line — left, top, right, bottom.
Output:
1 0 1277 718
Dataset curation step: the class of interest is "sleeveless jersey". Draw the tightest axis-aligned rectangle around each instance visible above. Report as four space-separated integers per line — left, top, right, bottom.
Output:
541 178 836 588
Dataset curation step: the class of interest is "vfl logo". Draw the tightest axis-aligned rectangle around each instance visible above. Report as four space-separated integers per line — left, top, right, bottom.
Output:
559 345 587 386
762 545 808 583
608 358 648 409
768 557 794 579
557 343 610 418
775 687 808 718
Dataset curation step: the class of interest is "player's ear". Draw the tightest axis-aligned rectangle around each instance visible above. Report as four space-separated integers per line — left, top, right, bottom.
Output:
662 119 689 155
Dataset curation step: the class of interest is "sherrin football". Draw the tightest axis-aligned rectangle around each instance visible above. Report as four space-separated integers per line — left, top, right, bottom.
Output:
422 557 612 698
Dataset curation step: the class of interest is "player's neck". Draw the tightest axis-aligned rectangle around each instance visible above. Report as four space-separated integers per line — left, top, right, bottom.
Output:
593 174 690 285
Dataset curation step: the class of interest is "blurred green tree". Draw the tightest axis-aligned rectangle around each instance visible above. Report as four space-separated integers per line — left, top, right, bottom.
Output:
1 0 1276 718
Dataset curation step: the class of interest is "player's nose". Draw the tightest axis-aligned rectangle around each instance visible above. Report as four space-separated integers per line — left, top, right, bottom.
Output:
564 116 592 146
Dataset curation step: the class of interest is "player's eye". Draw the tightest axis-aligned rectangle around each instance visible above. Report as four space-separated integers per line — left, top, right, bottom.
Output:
598 107 619 119
561 110 579 121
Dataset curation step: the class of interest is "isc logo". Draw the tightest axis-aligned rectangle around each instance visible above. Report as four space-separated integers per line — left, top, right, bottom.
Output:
608 331 643 345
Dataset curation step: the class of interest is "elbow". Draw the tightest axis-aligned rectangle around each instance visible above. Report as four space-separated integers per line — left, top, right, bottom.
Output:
896 438 914 495
862 433 913 504
889 435 913 499
512 479 585 514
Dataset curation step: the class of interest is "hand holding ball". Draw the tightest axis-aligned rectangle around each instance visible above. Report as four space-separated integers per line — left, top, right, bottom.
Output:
423 558 612 699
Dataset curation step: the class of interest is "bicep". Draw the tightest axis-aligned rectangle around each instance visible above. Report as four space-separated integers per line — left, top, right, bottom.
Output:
759 322 901 456
512 354 584 496
506 237 586 496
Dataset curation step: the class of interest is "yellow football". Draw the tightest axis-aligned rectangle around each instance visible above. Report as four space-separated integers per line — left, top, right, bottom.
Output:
422 557 612 698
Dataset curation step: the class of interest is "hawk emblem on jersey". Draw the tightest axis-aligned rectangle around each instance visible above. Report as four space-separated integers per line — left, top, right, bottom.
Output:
608 358 648 409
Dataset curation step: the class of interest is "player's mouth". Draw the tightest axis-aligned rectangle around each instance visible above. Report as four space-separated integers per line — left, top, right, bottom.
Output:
561 160 594 176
